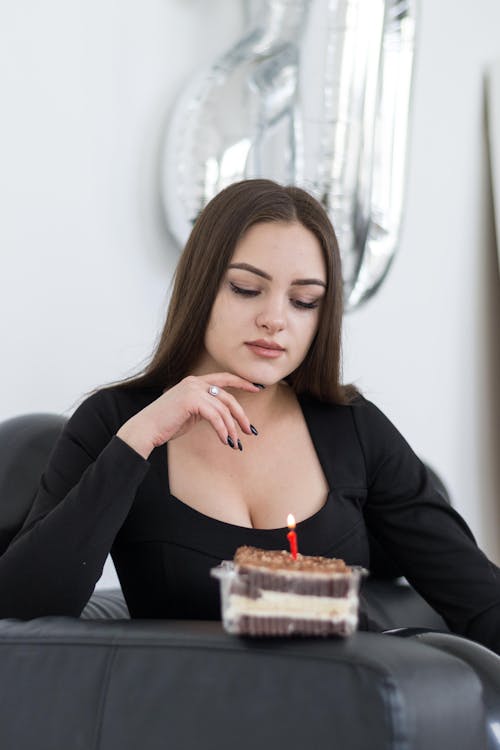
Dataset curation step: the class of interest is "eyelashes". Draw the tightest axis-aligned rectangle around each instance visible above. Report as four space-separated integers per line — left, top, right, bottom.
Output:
229 282 320 310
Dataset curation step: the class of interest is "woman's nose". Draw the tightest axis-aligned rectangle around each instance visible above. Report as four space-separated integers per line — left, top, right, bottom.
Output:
255 296 286 332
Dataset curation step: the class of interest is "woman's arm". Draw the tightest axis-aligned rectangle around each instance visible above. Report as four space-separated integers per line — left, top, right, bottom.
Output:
0 390 150 618
0 373 261 619
352 397 500 654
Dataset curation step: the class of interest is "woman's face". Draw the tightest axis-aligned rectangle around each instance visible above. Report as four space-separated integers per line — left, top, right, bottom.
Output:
200 221 327 385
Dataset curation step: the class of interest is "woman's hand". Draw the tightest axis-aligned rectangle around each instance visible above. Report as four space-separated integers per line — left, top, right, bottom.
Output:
116 374 262 459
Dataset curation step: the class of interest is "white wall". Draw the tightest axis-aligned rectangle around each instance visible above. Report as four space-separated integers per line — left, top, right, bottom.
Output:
1 1 500 590
343 0 500 564
488 60 500 266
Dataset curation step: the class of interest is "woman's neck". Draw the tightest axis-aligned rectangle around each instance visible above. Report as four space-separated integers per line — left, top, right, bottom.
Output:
226 380 295 430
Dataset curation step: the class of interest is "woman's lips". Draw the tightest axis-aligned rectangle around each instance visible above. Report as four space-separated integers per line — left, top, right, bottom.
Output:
245 343 285 359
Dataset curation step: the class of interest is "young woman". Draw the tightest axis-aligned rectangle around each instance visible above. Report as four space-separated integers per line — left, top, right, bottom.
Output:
1 179 499 654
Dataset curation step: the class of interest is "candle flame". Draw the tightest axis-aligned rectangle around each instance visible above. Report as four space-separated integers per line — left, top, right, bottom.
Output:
287 514 296 529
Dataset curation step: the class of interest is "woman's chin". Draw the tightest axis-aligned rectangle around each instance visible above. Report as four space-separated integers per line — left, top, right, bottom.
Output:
236 370 291 389
218 358 291 388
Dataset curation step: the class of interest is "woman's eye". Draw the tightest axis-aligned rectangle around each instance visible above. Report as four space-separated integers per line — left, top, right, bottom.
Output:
229 283 259 297
229 282 319 310
293 299 319 310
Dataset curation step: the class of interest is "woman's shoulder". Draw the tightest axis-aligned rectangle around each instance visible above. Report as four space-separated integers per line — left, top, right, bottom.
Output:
68 384 163 435
305 391 420 481
300 389 403 441
298 387 372 416
346 394 418 466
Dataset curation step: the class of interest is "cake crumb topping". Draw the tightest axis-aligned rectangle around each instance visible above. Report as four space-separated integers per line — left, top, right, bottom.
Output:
234 546 351 573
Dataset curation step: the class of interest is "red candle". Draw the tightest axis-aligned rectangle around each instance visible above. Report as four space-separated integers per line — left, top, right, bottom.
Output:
287 514 298 560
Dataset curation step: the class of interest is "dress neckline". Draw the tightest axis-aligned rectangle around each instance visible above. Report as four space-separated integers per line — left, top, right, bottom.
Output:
157 391 335 533
165 486 334 533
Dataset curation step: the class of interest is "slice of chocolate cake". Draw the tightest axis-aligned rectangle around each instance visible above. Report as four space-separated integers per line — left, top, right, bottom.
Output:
211 546 366 637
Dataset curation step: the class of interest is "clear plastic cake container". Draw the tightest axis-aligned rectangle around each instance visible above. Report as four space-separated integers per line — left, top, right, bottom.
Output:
211 560 367 637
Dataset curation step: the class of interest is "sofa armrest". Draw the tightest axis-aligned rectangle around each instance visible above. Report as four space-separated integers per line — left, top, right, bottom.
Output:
387 629 500 749
0 618 487 750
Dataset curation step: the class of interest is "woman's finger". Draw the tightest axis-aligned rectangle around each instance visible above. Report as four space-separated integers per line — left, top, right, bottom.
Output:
206 386 254 436
198 399 240 448
204 393 243 449
200 373 262 393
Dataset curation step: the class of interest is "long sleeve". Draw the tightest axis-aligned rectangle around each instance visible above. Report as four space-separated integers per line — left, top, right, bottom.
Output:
352 396 500 653
0 390 150 619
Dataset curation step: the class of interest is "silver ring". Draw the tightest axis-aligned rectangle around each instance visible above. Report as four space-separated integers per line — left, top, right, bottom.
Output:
208 385 220 397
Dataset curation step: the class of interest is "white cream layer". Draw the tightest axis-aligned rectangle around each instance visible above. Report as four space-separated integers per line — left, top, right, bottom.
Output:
227 591 358 621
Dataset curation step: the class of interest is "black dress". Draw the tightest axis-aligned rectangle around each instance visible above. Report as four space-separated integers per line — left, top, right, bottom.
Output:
1 386 500 654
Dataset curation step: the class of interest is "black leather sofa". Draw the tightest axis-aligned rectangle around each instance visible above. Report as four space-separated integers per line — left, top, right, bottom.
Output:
0 413 499 750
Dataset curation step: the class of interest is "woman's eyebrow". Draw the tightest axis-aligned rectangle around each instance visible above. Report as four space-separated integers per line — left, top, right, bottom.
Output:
227 262 326 288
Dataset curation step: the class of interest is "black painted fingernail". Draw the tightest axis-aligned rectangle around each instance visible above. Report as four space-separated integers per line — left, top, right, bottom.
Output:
227 436 235 448
237 439 243 451
250 424 258 436
252 382 265 389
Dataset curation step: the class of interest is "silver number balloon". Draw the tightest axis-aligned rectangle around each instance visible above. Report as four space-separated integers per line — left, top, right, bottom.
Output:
162 0 417 311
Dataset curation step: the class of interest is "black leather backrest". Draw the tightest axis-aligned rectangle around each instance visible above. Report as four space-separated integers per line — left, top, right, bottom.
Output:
0 414 67 554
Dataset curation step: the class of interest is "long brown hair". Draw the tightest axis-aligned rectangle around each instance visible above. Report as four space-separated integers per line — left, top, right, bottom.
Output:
105 179 359 404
